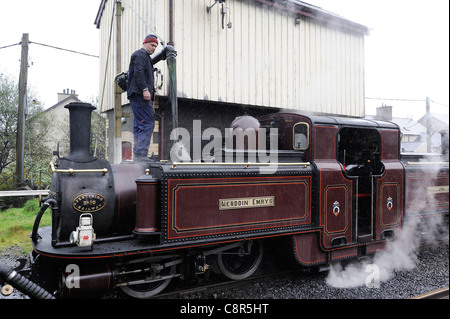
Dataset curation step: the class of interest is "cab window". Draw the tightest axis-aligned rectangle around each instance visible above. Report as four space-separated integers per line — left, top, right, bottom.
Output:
293 122 309 150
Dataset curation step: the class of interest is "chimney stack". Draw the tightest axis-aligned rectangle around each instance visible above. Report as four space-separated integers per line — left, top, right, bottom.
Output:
376 105 393 121
57 88 79 102
64 102 96 162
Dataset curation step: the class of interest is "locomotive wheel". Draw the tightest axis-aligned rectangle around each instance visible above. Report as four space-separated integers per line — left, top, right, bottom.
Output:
120 265 176 299
217 240 263 280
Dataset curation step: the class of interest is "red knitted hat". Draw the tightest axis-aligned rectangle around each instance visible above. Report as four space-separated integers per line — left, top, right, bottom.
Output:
143 34 158 45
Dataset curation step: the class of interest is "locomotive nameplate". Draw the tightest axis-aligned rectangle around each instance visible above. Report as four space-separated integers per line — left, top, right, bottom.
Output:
167 175 311 240
427 185 449 194
73 193 106 213
219 196 275 210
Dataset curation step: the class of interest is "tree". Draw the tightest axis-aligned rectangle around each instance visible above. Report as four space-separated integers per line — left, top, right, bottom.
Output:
0 73 19 177
0 72 52 189
1 73 105 190
24 101 53 188
90 100 107 159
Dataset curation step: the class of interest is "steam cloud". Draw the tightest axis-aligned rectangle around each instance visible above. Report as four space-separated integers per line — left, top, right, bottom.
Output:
326 215 446 288
326 161 448 288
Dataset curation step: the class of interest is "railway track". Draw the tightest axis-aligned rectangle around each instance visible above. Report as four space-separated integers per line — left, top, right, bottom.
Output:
411 286 449 299
152 270 294 299
155 274 450 300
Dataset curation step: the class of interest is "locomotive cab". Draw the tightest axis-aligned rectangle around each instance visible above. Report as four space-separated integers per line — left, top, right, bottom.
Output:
257 113 311 163
337 127 385 237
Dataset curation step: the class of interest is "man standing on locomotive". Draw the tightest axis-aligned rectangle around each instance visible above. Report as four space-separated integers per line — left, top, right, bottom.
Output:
127 34 159 161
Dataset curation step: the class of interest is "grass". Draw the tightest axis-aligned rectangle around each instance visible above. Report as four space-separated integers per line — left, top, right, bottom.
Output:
0 199 52 255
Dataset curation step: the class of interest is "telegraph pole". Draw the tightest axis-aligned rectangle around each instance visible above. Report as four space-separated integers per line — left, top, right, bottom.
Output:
15 33 29 188
426 96 431 153
114 0 123 164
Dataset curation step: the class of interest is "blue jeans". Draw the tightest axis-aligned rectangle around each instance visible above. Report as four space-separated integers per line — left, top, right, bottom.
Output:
129 94 155 158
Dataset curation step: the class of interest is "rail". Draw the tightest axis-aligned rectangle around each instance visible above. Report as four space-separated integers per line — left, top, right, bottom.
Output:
171 162 311 169
411 286 449 299
405 161 449 167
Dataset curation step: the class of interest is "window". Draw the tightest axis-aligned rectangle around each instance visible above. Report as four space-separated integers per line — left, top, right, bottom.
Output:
293 122 309 150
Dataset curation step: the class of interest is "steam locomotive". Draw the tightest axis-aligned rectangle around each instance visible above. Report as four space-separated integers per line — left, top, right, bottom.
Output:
1 102 448 299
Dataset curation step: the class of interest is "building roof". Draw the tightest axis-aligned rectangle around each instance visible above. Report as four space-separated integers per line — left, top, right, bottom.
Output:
94 0 369 35
94 0 107 28
257 0 369 35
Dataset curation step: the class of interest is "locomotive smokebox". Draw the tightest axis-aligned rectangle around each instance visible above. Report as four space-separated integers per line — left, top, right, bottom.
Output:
64 102 96 162
49 102 144 245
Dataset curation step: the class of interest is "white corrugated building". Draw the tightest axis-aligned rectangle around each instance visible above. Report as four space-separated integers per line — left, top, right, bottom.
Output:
95 0 369 162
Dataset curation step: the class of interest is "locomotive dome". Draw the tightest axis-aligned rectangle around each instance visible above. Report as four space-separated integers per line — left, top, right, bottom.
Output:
230 115 261 150
231 115 260 131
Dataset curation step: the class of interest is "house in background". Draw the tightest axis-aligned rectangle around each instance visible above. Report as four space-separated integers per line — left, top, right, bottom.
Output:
44 89 81 156
418 113 449 154
392 117 427 153
367 105 448 154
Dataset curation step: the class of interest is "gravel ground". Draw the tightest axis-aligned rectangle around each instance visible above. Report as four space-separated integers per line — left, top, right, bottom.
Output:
169 238 447 300
1 240 448 300
0 246 32 299
200 244 449 299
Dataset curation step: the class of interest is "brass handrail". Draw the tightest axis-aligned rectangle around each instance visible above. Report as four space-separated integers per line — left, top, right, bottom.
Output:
50 161 108 175
171 162 310 169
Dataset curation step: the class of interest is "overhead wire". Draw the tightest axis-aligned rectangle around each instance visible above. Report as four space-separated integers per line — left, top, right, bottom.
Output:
29 41 99 58
0 43 21 50
120 0 166 47
430 100 449 108
1 41 98 58
365 97 425 102
366 97 449 110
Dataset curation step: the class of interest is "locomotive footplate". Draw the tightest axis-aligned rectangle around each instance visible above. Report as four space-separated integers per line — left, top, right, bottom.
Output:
32 226 160 259
31 225 307 259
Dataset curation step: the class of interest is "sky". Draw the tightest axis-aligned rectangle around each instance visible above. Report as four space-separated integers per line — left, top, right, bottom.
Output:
0 0 449 120
0 0 100 108
306 0 449 120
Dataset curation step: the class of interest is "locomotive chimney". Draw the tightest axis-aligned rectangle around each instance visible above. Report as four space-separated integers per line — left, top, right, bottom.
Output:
64 102 96 162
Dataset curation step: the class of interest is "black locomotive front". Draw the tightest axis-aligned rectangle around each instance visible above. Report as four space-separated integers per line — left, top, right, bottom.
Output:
44 103 144 248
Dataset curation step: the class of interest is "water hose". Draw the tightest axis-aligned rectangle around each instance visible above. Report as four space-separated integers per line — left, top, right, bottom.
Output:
0 264 55 299
166 45 178 141
31 198 57 243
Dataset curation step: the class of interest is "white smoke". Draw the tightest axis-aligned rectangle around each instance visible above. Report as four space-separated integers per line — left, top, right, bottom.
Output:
326 214 446 288
326 158 448 289
327 218 413 288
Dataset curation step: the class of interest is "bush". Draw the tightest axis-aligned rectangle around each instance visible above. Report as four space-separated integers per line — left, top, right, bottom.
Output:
23 198 39 212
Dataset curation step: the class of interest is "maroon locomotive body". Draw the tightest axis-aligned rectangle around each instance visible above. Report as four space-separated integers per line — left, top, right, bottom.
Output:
1 103 448 299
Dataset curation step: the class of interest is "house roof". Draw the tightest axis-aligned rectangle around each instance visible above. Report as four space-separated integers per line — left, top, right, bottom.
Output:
44 95 81 113
391 117 426 136
401 141 426 152
365 115 426 136
417 113 449 133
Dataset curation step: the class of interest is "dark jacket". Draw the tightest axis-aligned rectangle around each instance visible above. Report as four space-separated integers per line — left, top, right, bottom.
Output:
127 48 154 100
